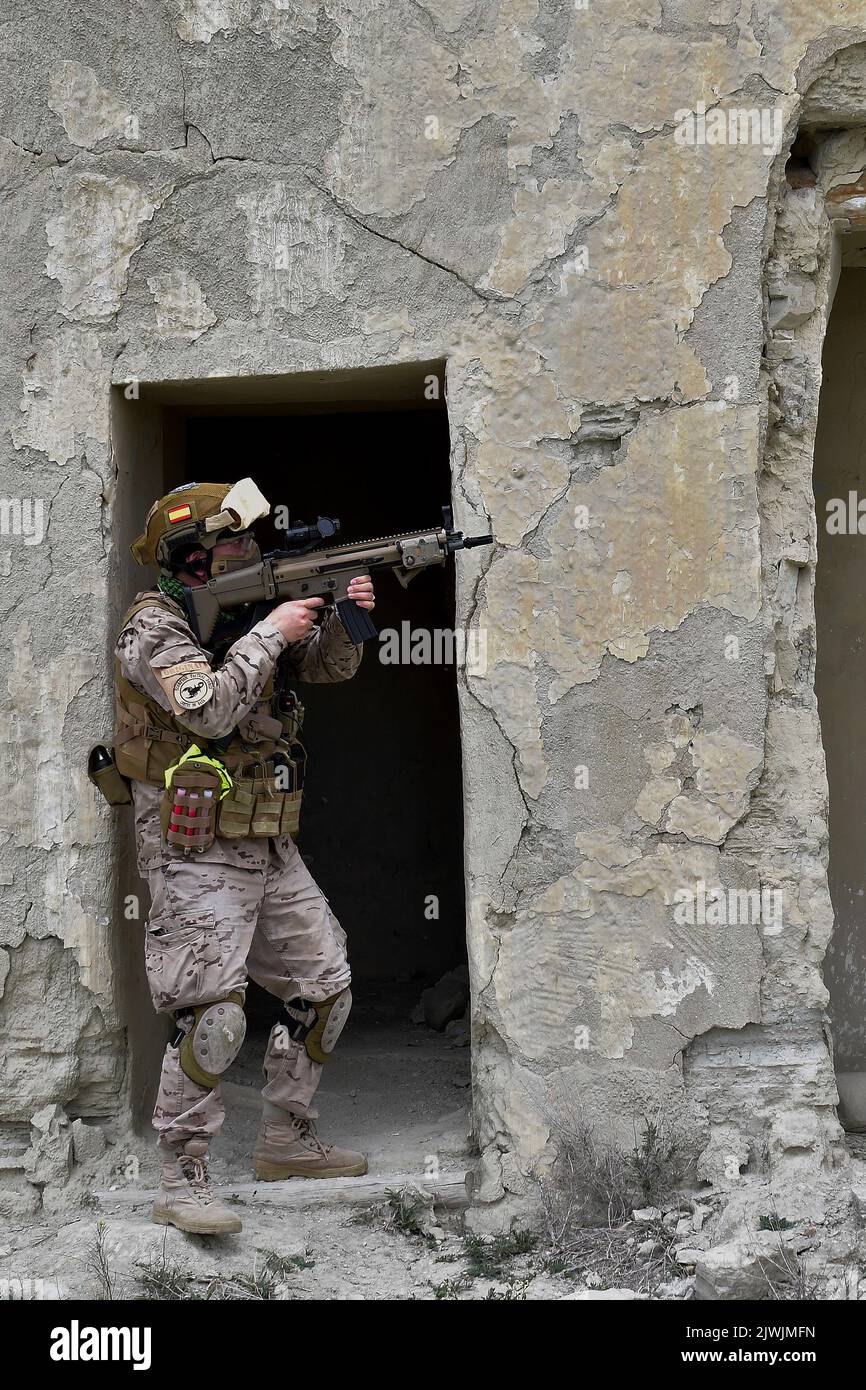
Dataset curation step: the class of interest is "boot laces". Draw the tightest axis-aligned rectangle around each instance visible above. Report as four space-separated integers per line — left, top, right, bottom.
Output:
179 1152 214 1204
294 1116 330 1157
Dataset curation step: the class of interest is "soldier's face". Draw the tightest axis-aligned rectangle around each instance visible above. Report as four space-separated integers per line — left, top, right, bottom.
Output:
209 531 261 578
176 532 259 587
176 547 209 586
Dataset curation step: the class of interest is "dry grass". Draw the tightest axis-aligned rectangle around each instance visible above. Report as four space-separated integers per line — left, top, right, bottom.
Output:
531 1108 694 1294
133 1243 311 1301
537 1109 689 1235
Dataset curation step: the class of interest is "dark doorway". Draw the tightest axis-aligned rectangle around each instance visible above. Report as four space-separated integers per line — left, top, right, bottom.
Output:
814 264 866 1130
113 366 473 1167
174 400 471 1174
180 406 466 997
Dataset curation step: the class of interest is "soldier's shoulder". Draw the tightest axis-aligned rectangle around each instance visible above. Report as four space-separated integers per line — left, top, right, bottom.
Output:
116 590 187 643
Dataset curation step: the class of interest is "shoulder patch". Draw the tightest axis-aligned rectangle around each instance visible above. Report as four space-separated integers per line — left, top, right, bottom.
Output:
174 671 215 710
155 660 215 715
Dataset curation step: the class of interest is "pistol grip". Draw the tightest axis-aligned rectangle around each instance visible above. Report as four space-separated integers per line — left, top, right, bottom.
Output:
336 598 378 643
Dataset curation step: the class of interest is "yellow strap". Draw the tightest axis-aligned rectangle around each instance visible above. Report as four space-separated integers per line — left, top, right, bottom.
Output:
164 744 234 799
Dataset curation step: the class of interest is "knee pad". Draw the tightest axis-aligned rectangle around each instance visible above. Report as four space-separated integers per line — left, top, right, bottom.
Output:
284 987 351 1064
178 991 246 1087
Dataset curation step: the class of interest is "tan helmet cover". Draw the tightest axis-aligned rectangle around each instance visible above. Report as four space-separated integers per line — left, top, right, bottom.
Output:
204 478 270 536
131 479 270 568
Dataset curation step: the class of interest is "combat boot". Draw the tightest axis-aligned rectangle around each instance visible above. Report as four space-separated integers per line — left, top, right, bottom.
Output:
152 1139 243 1234
253 1111 368 1180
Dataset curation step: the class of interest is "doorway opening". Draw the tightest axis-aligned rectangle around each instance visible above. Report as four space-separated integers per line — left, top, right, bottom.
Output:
111 363 472 1181
815 255 866 1132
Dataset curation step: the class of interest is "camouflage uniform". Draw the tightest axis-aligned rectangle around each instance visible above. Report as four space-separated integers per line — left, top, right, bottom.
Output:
115 593 361 1146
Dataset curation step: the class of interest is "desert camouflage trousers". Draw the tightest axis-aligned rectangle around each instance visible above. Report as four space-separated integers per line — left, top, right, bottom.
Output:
143 838 351 1146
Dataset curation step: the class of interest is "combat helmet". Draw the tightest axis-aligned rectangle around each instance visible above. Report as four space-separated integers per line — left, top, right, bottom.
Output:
131 479 270 571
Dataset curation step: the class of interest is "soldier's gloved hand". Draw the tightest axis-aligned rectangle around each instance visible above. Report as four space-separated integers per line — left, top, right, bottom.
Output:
266 597 325 642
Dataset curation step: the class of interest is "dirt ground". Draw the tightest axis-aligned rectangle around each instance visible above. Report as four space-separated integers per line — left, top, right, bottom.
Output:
0 991 717 1300
2 989 491 1302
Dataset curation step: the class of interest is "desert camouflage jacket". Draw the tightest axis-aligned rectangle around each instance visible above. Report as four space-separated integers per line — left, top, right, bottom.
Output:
115 591 362 870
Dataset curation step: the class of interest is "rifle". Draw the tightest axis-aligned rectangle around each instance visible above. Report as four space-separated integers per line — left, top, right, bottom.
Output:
183 506 493 645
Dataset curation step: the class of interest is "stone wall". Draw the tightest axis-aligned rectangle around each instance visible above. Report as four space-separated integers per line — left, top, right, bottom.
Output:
3 3 866 1228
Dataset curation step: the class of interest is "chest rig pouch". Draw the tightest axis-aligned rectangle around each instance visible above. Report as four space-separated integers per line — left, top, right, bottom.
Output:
217 686 306 841
160 747 231 852
217 758 303 840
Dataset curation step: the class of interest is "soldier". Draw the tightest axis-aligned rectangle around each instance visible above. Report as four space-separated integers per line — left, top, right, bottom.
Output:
113 479 374 1235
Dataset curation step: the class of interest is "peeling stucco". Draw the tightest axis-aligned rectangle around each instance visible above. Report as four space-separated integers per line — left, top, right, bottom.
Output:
12 328 109 465
47 61 135 150
147 270 217 339
236 180 348 322
46 174 168 320
176 0 320 48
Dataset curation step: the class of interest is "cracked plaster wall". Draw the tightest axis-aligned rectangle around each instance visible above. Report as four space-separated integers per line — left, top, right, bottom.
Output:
1 2 864 1216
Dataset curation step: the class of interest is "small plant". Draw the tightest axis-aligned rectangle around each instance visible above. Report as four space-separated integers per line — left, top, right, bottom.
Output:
431 1272 474 1299
385 1185 433 1236
222 1264 282 1300
528 1107 699 1298
758 1213 796 1231
463 1230 536 1279
484 1275 530 1300
134 1246 309 1302
626 1112 685 1206
134 1253 209 1301
350 1188 440 1240
256 1247 315 1274
536 1108 691 1244
544 1254 581 1278
85 1221 116 1301
537 1119 632 1234
507 1229 536 1256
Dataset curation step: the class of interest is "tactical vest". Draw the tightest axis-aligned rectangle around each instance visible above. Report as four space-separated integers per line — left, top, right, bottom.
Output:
113 590 306 840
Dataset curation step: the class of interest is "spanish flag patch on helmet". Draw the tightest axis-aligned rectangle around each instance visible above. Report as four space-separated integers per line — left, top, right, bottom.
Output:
167 503 193 524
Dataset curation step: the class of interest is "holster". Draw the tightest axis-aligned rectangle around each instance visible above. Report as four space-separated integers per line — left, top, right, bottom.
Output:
87 745 133 807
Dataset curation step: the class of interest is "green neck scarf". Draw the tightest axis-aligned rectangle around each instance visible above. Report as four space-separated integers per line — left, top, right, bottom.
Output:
157 573 187 604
